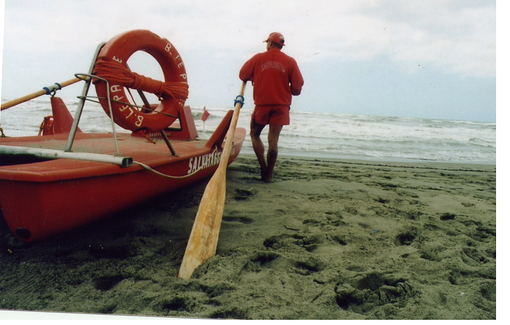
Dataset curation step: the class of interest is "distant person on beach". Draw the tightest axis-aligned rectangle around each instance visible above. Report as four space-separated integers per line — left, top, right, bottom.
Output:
239 32 304 182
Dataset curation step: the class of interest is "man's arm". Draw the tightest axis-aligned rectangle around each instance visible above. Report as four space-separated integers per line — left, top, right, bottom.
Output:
290 63 304 96
239 56 256 82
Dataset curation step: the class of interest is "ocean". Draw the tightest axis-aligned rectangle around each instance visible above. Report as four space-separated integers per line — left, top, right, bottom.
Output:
0 99 495 164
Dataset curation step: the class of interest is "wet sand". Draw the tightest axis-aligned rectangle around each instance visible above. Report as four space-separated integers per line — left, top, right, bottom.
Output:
0 154 496 319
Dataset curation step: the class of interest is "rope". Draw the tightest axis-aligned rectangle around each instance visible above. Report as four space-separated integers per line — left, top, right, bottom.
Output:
93 58 189 101
134 161 200 179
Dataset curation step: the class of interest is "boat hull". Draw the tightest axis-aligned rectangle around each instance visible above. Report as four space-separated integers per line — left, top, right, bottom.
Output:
0 128 245 242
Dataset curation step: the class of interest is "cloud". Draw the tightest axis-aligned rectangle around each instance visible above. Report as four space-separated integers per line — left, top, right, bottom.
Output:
3 0 495 79
280 0 495 79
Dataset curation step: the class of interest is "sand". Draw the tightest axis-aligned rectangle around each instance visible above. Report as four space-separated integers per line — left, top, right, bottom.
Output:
0 154 497 320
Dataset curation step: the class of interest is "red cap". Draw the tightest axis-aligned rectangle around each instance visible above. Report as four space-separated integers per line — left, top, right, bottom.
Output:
264 32 285 46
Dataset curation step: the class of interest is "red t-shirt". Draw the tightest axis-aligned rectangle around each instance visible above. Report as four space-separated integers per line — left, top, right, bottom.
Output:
239 49 304 106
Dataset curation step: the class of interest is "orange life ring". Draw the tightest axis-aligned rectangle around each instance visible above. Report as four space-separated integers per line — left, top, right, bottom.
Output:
93 30 189 132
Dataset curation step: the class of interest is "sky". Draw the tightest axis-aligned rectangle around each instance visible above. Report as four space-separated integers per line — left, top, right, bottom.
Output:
0 0 499 122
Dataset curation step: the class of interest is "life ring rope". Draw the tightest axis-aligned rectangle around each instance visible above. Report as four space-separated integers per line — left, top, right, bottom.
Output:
93 58 189 101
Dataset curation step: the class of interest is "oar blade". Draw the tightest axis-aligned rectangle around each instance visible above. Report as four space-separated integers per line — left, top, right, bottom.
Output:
178 171 227 279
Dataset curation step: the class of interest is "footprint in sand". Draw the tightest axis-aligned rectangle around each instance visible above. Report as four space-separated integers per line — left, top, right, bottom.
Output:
335 272 414 314
93 275 125 291
222 216 254 224
233 188 256 201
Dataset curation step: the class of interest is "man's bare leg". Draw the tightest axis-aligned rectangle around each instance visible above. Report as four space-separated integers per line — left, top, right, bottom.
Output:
250 119 268 180
266 125 283 182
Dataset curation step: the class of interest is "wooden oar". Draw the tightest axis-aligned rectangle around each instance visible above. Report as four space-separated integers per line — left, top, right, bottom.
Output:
178 81 246 279
1 77 82 111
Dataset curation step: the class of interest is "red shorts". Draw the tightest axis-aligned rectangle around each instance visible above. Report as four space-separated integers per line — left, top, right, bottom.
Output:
251 105 290 126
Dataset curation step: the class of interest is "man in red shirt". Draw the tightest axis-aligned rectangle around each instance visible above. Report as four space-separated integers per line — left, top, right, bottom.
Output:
239 32 304 182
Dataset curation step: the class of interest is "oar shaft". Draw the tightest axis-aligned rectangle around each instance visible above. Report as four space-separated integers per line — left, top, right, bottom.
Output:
178 82 246 279
218 82 246 169
1 78 81 111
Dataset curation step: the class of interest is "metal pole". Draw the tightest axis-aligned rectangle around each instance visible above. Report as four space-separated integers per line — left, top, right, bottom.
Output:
65 42 105 152
0 145 133 168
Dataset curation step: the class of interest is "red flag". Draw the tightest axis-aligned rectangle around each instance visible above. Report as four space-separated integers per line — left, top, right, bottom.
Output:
201 107 210 122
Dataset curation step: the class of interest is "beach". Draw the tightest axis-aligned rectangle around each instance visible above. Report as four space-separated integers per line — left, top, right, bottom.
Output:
0 154 496 320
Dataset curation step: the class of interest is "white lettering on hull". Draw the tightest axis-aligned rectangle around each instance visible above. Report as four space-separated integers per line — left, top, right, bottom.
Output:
187 147 222 175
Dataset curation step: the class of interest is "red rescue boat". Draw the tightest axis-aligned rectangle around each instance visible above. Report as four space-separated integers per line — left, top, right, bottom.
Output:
0 30 246 242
